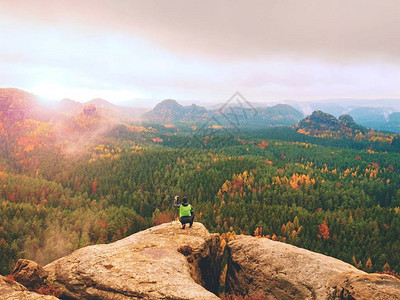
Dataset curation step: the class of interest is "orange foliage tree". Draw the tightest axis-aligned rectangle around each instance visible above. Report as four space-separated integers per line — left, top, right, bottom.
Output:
317 221 330 240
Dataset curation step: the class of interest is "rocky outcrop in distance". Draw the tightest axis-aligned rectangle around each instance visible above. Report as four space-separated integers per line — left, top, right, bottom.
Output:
295 110 368 138
226 235 400 300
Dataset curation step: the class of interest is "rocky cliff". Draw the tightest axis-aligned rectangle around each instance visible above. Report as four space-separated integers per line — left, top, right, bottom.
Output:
226 235 400 299
6 222 400 300
44 222 220 300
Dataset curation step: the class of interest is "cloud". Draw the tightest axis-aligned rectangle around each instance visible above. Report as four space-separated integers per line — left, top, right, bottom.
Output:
1 0 400 103
2 0 400 63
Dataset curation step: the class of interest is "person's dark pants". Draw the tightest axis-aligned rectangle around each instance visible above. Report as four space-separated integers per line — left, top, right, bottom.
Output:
180 215 194 227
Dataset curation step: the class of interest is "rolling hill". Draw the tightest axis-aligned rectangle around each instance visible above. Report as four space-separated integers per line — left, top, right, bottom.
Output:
141 99 304 127
141 99 209 123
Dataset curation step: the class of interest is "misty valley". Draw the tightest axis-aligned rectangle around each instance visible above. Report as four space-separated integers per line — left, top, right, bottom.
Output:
0 88 399 284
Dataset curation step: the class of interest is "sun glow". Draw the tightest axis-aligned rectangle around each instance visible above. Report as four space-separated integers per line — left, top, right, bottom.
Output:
30 82 71 101
30 82 144 103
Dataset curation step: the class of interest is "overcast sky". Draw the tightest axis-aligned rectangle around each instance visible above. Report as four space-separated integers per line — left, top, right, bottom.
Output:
1 0 400 104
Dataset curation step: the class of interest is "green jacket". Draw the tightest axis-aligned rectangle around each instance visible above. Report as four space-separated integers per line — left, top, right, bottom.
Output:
179 203 193 217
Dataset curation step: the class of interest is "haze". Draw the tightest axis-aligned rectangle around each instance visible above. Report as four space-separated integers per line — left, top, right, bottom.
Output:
1 0 400 105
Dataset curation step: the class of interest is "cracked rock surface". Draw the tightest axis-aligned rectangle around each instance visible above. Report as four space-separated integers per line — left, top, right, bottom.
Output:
44 222 220 300
226 235 400 300
0 275 57 300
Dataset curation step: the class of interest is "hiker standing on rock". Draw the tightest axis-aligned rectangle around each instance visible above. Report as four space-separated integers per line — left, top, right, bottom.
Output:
174 195 194 229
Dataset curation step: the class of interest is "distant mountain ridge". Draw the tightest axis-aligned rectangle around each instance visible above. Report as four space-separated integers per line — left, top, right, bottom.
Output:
141 99 304 127
253 104 303 126
59 97 146 121
0 88 146 125
0 88 38 123
2 87 400 132
141 99 209 123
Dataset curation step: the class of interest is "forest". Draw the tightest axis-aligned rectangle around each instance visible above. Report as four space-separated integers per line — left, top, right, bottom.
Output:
0 116 399 279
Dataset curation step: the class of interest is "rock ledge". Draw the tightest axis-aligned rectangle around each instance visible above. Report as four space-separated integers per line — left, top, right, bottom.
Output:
226 235 400 300
44 221 220 300
0 275 57 299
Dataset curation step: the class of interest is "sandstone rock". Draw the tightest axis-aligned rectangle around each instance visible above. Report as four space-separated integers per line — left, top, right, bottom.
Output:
83 104 96 116
12 259 48 289
0 275 58 300
44 221 220 300
328 271 400 300
226 235 400 300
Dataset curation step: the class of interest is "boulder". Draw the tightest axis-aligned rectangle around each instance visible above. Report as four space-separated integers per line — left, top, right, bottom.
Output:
12 259 48 289
0 275 58 299
226 235 400 300
44 222 220 300
328 271 400 300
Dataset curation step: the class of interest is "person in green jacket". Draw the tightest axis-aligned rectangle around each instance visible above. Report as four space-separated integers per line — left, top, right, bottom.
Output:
174 195 194 229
